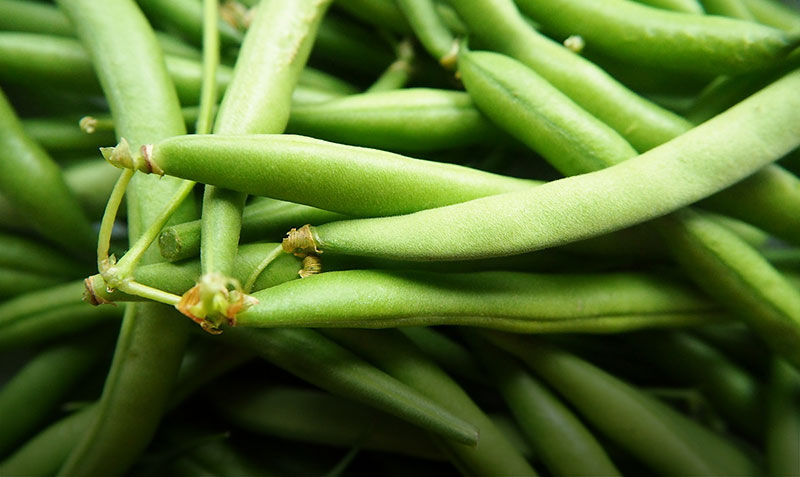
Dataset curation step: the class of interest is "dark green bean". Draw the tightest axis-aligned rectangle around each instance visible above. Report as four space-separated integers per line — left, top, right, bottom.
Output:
488 333 761 476
0 0 74 36
701 0 755 19
766 358 800 476
400 327 487 384
334 0 412 34
516 0 792 75
0 267 63 299
220 327 479 446
0 89 95 254
323 329 537 475
135 0 243 47
312 12 395 77
633 0 705 13
21 116 116 153
468 336 621 476
0 232 86 278
210 383 444 459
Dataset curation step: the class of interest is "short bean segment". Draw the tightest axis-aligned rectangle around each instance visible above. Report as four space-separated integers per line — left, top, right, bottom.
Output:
234 269 725 331
467 335 621 476
322 329 537 476
488 333 761 476
286 65 800 260
455 49 800 369
286 88 500 152
0 88 95 254
516 0 791 75
105 134 534 217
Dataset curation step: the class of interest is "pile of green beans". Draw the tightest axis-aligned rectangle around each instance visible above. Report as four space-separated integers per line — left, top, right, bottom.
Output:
2 0 800 475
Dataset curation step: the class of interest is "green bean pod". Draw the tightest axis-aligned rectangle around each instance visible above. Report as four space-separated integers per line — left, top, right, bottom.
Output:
0 0 74 36
287 88 500 152
633 0 705 14
700 0 755 19
136 0 243 47
312 13 395 77
742 0 800 32
516 0 792 75
21 117 116 153
234 269 725 331
766 358 800 476
287 66 800 260
0 334 109 457
0 233 87 278
220 327 479 446
210 383 444 459
334 0 412 34
322 329 537 476
106 134 534 217
396 0 458 63
0 267 63 299
400 327 488 384
626 331 764 439
0 89 95 254
468 336 621 476
488 333 761 476
159 198 346 262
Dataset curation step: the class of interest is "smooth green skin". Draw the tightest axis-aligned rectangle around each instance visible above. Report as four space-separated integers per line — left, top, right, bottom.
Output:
396 0 457 61
0 32 342 106
0 304 120 351
469 337 621 476
159 198 346 261
323 329 537 476
335 0 412 34
0 89 95 254
633 0 705 14
201 0 332 278
135 0 243 47
743 0 800 32
313 13 395 76
0 267 63 299
0 335 107 457
459 49 800 368
138 134 533 217
400 327 488 385
0 0 74 36
701 0 755 19
298 66 360 96
211 384 443 460
236 269 725 331
308 67 800 260
766 358 800 477
0 232 86 278
55 0 195 476
86 243 303 303
627 331 764 439
286 89 499 152
0 405 95 476
517 0 791 75
220 327 479 446
488 334 761 476
21 117 116 153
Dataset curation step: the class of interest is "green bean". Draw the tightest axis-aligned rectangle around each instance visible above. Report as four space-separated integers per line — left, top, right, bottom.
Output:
159 198 346 262
488 333 761 476
21 116 116 153
234 269 725 331
766 358 800 477
334 0 412 34
692 322 770 373
220 327 479 446
284 66 800 261
286 89 499 151
0 89 96 254
626 331 764 439
106 134 534 217
154 31 203 60
298 66 360 96
323 329 537 475
210 383 444 459
701 0 755 19
54 0 196 475
396 0 457 64
136 0 243 47
457 48 800 368
365 41 415 93
313 13 395 77
0 0 74 36
517 0 792 75
0 232 87 278
742 0 800 32
0 405 96 477
0 334 109 457
468 336 621 476
159 428 277 477
0 267 63 299
633 0 705 13
400 327 488 384
198 0 332 298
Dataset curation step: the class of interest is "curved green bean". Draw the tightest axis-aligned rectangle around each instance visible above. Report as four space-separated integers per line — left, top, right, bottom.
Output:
489 333 760 476
468 336 621 476
396 0 457 64
287 88 499 152
0 89 95 254
323 329 537 475
516 0 792 75
234 269 725 331
633 0 705 13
